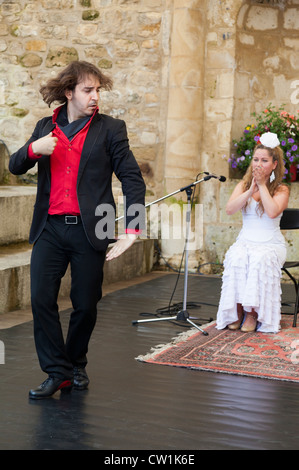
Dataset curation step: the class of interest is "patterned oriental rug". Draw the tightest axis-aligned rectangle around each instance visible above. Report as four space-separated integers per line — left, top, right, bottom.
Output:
137 315 299 383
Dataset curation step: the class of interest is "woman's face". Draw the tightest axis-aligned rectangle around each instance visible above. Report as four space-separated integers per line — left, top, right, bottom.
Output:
252 148 277 179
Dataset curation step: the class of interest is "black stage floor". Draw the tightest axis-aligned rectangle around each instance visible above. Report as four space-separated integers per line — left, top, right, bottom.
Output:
0 273 299 451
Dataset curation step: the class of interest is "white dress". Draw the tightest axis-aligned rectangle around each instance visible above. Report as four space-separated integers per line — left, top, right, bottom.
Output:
216 198 287 333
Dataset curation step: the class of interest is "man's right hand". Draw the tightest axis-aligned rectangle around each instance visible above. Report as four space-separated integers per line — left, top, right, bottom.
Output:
31 132 58 156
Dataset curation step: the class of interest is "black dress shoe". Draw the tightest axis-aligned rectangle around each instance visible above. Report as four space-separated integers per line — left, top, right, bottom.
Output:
73 366 89 390
29 376 73 400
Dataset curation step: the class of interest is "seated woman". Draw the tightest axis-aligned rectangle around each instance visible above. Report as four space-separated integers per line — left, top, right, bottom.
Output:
216 132 289 333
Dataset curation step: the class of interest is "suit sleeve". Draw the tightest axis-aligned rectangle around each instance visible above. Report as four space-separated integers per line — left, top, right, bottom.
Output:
9 119 46 175
109 120 146 232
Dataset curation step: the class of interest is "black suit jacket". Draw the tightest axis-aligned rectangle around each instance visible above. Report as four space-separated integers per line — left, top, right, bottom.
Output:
9 112 146 251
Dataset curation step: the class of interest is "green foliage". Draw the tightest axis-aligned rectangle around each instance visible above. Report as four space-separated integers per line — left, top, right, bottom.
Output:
229 104 299 181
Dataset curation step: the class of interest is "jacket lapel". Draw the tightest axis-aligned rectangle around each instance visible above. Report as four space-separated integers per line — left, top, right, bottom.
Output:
42 120 55 136
41 120 56 183
77 113 103 184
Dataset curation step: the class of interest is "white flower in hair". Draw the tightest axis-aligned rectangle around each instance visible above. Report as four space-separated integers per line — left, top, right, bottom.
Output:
259 132 280 149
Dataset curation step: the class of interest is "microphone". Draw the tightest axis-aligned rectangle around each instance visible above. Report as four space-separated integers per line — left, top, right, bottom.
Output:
202 172 226 182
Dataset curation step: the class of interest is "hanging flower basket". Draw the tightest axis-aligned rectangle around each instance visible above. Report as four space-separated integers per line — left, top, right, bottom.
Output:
228 104 299 182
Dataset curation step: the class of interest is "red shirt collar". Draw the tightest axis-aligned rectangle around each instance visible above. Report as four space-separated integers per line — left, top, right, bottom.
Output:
52 104 99 123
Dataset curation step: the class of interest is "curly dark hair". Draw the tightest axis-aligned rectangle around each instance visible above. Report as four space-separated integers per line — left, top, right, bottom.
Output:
40 61 113 107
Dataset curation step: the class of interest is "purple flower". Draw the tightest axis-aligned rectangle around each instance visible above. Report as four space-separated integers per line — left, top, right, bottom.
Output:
232 162 237 169
288 138 294 144
292 145 298 151
245 150 250 155
281 141 286 146
289 156 294 162
254 135 260 142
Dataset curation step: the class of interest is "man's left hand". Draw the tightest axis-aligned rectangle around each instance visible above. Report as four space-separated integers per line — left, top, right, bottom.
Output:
106 233 137 261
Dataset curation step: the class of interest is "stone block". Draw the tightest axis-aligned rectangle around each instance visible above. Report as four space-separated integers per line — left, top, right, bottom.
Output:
246 6 278 31
238 33 254 46
25 40 47 52
218 72 235 99
0 186 36 244
169 56 202 88
217 120 233 149
0 251 31 314
0 239 155 314
284 8 299 30
45 47 79 67
206 49 235 70
171 8 204 57
166 119 202 160
204 223 239 264
233 72 250 99
205 99 234 120
167 87 203 120
19 53 43 68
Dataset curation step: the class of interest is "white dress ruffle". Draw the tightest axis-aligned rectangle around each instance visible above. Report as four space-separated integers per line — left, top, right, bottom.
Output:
216 199 287 333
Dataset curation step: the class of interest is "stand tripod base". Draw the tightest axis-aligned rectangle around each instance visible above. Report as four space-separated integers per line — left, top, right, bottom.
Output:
131 179 214 338
132 309 209 336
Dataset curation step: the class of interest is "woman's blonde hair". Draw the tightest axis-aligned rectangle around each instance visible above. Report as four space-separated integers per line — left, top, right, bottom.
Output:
242 144 286 215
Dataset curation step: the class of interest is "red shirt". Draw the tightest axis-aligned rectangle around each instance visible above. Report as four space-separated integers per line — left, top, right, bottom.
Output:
27 106 141 235
28 105 95 215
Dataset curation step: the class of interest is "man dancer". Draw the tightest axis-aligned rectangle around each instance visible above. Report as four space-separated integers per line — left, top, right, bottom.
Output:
9 61 145 399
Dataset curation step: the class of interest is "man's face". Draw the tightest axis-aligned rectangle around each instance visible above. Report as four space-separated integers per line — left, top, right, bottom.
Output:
65 75 100 121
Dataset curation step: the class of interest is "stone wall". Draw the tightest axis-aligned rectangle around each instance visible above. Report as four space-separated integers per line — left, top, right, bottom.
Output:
200 0 299 272
0 0 298 272
233 1 299 139
0 0 170 197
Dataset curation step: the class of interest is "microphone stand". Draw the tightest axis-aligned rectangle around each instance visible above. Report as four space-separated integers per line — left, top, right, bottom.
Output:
130 174 217 336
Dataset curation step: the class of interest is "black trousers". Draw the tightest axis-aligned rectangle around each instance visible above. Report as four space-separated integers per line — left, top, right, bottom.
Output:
30 216 106 380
